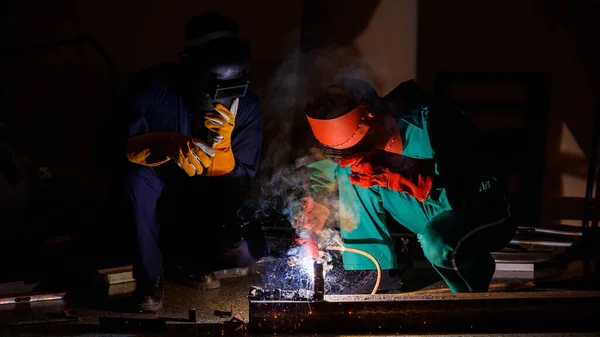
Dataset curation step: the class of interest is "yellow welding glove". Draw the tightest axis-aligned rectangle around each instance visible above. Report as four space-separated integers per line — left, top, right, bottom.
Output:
204 100 237 176
126 132 214 177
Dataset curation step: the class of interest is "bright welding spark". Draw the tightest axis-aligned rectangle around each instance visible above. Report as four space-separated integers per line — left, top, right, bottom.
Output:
299 257 315 279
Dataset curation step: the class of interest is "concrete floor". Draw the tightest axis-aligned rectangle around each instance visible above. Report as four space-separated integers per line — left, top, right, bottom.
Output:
2 278 599 337
0 254 599 336
0 276 256 336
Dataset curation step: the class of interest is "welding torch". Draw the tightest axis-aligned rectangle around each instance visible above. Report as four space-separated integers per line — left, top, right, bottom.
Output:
291 197 382 296
289 243 383 297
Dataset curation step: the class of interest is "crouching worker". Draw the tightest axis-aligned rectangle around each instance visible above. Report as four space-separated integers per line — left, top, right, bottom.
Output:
297 78 516 294
116 12 263 312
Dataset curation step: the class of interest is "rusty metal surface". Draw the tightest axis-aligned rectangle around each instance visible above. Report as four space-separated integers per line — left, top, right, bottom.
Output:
0 291 67 306
248 290 600 334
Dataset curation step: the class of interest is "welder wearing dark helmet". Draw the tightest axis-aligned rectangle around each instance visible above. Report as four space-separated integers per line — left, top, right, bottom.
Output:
117 12 262 312
298 78 517 294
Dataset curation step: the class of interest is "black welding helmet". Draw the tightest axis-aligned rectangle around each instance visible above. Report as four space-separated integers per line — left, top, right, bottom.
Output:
180 12 251 111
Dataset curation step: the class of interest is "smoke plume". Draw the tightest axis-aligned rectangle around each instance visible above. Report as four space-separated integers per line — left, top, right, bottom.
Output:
242 32 386 290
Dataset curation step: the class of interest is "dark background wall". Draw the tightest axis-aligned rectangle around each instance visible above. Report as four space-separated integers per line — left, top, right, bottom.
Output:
0 0 598 230
0 0 418 193
417 0 599 226
0 0 303 192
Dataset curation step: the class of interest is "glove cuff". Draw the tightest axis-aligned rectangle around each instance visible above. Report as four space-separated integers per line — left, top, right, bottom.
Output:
126 132 177 167
206 147 235 176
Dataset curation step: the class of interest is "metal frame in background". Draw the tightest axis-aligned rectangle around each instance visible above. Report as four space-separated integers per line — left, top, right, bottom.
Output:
0 36 117 105
434 71 551 228
582 86 600 231
433 71 587 248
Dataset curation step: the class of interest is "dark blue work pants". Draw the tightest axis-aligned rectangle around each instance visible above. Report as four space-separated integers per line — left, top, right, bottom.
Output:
123 163 257 281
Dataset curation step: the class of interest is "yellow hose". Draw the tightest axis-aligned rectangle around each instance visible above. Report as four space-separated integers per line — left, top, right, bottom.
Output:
326 245 381 295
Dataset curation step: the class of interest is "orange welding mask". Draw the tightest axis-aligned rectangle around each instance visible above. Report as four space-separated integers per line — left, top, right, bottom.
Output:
306 104 403 154
306 105 373 150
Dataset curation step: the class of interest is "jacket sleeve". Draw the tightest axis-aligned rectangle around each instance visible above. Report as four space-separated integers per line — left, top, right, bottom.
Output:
228 95 262 181
204 94 263 203
426 96 505 206
120 72 160 139
306 159 339 204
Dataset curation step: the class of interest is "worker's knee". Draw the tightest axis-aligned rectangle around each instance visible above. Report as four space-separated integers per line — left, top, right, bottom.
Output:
418 227 454 268
124 165 163 196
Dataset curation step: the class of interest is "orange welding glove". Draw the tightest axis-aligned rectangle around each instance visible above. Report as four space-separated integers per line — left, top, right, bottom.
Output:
338 150 435 202
296 197 330 235
293 197 330 260
204 100 237 176
295 236 320 260
126 132 214 177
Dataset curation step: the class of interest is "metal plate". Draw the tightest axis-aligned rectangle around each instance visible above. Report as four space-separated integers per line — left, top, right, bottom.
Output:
249 290 600 334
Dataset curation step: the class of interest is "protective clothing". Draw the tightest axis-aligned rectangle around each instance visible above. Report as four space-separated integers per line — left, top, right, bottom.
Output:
130 275 163 313
121 64 261 181
118 64 262 281
294 197 331 260
374 113 404 155
204 101 237 176
180 33 250 176
306 105 374 149
297 197 330 235
295 236 320 260
337 150 435 202
180 21 251 114
304 80 515 293
305 98 403 155
126 132 214 176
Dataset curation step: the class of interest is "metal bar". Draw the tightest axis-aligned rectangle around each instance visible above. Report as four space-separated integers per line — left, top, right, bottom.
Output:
516 226 583 237
98 317 166 331
491 248 566 264
0 291 66 305
248 291 600 334
416 281 535 293
510 239 574 247
595 129 600 230
583 87 600 229
0 318 78 327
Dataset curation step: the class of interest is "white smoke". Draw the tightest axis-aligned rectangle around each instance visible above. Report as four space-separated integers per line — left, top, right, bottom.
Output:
245 31 386 266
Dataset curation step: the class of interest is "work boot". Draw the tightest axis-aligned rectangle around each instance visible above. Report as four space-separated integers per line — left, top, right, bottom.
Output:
130 276 164 313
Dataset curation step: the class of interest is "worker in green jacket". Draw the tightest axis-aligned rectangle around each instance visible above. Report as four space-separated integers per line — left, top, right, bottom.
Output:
296 78 516 293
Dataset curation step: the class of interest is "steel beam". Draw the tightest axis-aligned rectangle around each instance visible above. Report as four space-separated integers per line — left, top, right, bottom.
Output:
0 291 66 306
248 291 600 334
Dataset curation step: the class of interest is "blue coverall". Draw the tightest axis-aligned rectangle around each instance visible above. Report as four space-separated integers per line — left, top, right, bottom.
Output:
118 64 262 280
